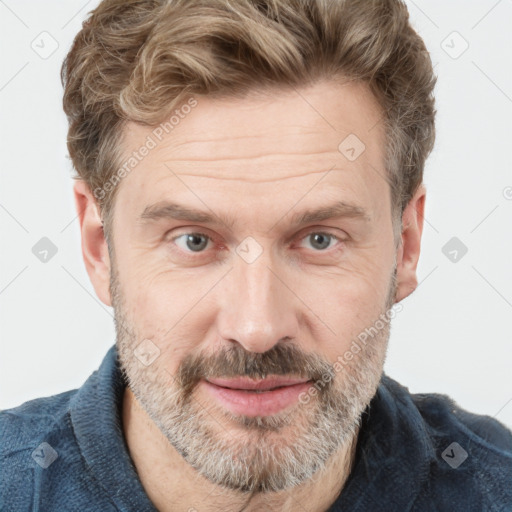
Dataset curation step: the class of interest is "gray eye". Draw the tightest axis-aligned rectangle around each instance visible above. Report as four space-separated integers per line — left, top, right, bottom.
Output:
306 233 334 251
175 233 210 252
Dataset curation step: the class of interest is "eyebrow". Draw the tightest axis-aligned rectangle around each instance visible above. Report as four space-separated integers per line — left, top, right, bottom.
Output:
138 200 371 230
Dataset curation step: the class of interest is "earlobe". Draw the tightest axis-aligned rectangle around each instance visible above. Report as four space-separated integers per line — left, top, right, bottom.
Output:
73 180 112 307
394 184 426 303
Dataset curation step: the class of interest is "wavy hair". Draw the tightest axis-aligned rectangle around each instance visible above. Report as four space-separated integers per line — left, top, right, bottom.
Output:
62 0 436 241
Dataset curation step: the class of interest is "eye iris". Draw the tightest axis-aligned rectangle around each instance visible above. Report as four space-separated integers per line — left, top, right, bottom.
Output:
310 233 330 250
186 234 208 252
181 233 333 252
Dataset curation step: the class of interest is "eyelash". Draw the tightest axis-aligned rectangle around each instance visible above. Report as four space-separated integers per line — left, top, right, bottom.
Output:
168 229 345 260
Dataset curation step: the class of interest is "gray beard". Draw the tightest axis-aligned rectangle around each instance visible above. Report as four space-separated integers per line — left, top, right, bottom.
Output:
112 264 396 494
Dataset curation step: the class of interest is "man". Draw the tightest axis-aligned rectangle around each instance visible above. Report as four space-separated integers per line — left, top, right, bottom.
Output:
1 0 511 510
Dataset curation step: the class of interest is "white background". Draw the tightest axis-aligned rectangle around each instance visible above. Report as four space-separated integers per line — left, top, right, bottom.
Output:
1 0 511 429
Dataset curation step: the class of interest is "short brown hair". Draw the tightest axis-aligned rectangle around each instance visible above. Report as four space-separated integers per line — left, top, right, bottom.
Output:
62 0 436 243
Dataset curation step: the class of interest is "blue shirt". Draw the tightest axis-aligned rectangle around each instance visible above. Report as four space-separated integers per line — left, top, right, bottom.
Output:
1 345 511 511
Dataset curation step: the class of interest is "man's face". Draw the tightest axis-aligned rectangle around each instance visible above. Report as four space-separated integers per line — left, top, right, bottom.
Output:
109 79 400 492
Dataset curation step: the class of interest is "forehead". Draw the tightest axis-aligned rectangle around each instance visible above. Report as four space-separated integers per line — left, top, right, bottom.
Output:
114 78 388 225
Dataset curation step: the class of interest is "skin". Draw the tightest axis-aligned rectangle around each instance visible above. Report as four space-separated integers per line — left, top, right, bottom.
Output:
74 78 425 511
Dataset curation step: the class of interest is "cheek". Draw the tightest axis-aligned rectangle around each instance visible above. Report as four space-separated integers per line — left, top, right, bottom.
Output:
127 279 190 340
300 256 392 359
120 264 217 366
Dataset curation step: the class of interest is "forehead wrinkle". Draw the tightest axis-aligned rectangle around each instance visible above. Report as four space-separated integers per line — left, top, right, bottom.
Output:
156 145 342 168
163 166 345 184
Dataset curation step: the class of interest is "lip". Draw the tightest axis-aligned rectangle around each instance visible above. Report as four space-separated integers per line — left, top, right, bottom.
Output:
201 376 313 417
206 376 310 391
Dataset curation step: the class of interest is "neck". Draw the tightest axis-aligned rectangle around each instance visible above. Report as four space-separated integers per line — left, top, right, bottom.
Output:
122 387 359 512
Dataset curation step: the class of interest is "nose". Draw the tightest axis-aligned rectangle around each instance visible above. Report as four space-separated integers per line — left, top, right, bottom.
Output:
215 243 299 353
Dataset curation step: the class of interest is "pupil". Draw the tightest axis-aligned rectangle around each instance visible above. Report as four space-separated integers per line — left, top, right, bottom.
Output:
187 234 207 252
312 233 329 250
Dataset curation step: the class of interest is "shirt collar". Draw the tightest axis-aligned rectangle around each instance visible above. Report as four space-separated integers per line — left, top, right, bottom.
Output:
70 344 157 511
69 345 435 511
328 374 436 510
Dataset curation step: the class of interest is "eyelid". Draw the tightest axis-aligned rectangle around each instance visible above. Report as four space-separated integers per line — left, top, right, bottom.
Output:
169 230 216 251
167 227 347 258
294 230 346 252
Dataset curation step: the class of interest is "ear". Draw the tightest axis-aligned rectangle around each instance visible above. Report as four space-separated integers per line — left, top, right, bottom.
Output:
394 184 426 302
73 180 112 307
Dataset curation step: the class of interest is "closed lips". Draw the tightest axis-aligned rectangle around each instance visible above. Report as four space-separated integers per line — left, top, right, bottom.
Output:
205 377 311 391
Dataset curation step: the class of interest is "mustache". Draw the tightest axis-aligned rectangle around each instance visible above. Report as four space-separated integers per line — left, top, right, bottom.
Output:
176 342 335 398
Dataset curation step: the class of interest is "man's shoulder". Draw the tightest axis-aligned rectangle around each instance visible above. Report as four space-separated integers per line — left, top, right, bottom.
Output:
0 384 120 511
386 377 512 454
1 388 78 456
381 375 512 509
0 389 79 506
0 350 127 512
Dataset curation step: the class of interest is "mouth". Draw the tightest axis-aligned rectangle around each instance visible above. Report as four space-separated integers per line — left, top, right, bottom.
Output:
207 376 310 390
200 376 313 417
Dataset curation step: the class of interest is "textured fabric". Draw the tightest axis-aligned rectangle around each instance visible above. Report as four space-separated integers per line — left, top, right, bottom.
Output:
1 345 511 511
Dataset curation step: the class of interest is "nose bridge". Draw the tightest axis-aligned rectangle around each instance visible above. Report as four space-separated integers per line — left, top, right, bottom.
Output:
217 240 298 353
